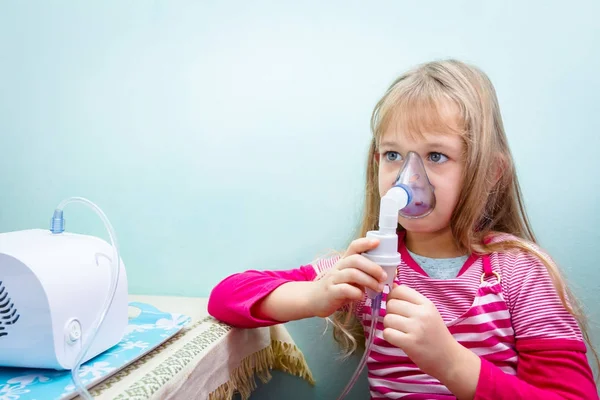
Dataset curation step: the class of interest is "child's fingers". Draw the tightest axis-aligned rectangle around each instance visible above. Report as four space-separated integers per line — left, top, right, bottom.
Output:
383 313 412 333
382 327 409 349
389 284 427 305
386 298 420 317
333 268 383 293
338 254 387 282
343 237 380 258
333 283 364 302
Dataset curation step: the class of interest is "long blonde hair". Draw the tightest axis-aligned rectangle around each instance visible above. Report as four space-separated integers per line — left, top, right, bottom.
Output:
331 59 599 375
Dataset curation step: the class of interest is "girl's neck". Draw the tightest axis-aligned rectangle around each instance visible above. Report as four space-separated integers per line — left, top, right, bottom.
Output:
404 226 466 258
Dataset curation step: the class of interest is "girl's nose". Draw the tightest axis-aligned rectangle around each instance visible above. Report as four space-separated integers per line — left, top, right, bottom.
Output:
394 152 436 218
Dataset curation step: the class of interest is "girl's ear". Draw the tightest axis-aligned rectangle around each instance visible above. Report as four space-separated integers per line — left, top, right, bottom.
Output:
374 152 380 164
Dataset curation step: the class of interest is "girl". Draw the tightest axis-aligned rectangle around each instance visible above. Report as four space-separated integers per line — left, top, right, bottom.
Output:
208 59 599 399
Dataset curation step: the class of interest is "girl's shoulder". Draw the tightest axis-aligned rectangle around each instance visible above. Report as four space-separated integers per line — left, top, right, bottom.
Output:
484 232 561 290
485 233 584 343
485 232 553 269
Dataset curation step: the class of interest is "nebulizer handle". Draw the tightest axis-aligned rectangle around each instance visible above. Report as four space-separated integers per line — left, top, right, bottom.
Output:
336 151 435 399
50 197 121 400
336 186 410 400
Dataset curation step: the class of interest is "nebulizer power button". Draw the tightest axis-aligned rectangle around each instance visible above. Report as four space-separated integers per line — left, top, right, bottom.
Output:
65 319 82 345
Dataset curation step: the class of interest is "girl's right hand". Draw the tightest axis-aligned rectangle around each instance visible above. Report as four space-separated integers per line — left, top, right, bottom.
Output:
309 238 388 318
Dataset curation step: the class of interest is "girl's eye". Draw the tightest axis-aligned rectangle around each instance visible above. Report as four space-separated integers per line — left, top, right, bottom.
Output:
384 151 402 162
429 152 448 163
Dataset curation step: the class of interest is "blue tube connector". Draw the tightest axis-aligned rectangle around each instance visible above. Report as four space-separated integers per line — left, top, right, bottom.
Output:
50 209 65 234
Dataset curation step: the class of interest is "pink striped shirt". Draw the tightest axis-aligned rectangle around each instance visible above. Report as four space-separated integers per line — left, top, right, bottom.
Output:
208 234 598 399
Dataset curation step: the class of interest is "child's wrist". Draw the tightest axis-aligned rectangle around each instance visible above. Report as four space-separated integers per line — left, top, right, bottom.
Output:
283 281 321 320
305 281 324 317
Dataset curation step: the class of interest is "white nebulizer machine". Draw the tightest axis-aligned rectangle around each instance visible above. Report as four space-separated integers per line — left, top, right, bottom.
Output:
0 197 127 400
337 151 436 399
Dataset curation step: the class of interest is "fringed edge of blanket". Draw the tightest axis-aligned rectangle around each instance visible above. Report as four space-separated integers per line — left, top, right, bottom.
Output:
208 339 315 400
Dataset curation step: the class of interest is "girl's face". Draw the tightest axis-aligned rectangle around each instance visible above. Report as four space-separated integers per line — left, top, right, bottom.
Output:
377 122 466 235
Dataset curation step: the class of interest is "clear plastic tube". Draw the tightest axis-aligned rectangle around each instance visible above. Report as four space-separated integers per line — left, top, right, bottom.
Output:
52 197 121 400
336 294 382 400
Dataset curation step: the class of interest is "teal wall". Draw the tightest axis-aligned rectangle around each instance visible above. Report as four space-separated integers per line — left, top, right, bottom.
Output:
1 1 598 398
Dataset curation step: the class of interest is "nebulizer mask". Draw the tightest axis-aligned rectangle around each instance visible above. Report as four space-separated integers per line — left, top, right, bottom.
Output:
336 151 435 399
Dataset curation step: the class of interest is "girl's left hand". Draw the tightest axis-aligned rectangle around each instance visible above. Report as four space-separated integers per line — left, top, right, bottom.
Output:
383 284 463 380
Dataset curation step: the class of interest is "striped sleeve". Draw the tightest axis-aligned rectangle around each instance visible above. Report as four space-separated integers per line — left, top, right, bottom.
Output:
500 249 583 342
312 255 342 278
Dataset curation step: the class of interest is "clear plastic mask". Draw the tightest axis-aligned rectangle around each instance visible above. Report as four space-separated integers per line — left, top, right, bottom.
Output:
393 151 436 219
